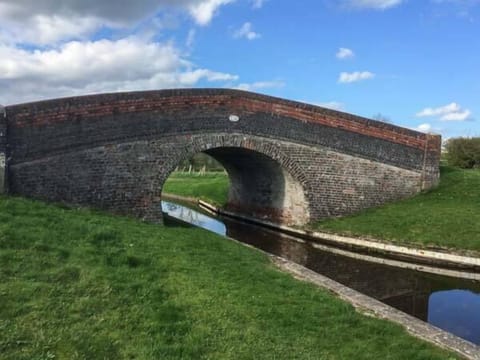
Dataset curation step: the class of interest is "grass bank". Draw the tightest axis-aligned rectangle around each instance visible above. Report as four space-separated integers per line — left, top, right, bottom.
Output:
163 167 480 253
0 196 453 359
162 171 229 206
314 166 480 254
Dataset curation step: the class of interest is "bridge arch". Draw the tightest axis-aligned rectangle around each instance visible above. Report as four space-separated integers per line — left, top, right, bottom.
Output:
160 134 312 225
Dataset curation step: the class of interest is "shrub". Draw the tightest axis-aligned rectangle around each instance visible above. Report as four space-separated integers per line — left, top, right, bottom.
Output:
445 137 480 168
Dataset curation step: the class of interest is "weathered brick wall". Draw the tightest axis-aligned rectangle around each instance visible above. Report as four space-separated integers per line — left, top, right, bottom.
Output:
4 89 441 225
8 133 425 225
0 110 6 193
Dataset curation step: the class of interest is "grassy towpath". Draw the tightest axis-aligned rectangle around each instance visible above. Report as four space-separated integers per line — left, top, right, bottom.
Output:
162 171 229 206
162 167 480 254
0 196 455 359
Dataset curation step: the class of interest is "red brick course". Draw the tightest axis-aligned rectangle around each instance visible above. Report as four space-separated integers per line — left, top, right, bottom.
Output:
8 91 439 154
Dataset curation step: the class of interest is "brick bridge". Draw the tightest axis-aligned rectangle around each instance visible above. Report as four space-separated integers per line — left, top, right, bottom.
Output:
0 89 440 225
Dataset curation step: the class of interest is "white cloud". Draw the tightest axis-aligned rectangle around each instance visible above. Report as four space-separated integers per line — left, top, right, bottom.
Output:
0 14 104 45
416 123 433 133
345 0 404 9
336 47 354 59
440 109 472 121
317 101 345 111
235 80 285 91
233 22 261 40
0 0 235 44
416 102 460 117
187 0 234 26
0 37 238 104
416 102 472 121
412 123 443 135
0 0 243 104
179 68 238 84
338 71 375 83
251 0 267 8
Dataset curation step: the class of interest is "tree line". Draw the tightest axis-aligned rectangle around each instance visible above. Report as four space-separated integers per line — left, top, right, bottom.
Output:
445 137 480 169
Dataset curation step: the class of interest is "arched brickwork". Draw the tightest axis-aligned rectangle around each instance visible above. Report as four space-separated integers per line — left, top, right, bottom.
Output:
160 134 312 225
2 89 441 225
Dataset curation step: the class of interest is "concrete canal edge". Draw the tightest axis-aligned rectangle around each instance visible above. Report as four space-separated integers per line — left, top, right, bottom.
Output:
196 199 480 271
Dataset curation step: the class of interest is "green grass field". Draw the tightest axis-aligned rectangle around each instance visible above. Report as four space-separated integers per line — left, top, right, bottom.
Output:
163 167 480 253
0 196 454 359
162 172 229 206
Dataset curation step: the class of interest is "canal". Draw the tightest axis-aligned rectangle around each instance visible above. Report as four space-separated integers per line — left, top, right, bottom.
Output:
161 200 480 346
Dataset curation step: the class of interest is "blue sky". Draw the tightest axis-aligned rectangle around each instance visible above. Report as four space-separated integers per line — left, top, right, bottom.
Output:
0 0 478 138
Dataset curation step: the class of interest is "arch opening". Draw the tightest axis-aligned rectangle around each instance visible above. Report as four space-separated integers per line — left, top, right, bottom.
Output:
162 146 310 226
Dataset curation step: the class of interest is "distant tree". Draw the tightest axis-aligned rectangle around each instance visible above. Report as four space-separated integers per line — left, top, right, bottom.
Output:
372 113 391 123
445 137 480 169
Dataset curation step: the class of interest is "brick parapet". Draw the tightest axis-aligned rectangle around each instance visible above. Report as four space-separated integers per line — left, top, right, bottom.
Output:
5 89 440 176
6 89 434 151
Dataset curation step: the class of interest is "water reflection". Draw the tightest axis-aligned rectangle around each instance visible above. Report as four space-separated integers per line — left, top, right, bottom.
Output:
162 201 226 235
161 200 480 345
428 290 480 345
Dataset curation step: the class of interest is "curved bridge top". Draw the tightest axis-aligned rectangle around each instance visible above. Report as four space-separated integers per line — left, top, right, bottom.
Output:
4 88 440 171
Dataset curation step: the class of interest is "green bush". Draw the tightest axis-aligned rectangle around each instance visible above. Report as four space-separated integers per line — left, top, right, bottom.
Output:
445 137 480 168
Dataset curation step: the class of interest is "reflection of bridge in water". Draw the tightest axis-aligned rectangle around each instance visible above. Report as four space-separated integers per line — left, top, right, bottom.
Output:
162 201 226 235
164 202 201 225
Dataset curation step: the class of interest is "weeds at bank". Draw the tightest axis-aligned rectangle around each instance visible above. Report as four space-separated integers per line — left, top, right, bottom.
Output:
0 196 453 359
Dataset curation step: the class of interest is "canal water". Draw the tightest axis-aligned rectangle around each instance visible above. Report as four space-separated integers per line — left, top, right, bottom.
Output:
161 200 480 346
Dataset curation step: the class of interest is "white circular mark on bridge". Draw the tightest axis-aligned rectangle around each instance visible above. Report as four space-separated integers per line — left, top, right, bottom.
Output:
229 114 240 122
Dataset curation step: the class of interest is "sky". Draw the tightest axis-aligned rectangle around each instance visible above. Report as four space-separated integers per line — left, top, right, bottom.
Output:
0 0 478 138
